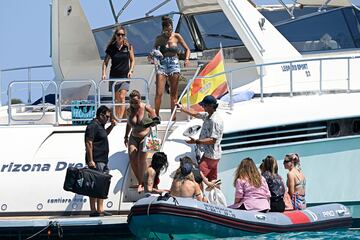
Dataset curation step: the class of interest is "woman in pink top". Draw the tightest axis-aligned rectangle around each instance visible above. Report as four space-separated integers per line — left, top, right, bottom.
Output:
230 157 271 212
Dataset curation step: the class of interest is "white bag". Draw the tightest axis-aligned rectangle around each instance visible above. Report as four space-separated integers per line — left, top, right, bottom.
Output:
142 129 161 152
207 187 227 207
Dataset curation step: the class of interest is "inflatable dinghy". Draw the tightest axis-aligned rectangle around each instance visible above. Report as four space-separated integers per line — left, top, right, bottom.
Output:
128 195 352 239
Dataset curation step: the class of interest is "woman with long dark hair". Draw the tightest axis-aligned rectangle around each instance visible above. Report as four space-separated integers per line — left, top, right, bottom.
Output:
261 155 286 212
143 152 169 194
151 16 190 119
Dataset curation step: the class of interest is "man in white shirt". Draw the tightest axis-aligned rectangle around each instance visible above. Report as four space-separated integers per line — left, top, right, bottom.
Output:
177 95 224 182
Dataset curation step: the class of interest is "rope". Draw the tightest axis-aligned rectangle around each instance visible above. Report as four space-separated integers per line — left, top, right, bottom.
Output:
26 220 62 240
147 196 159 216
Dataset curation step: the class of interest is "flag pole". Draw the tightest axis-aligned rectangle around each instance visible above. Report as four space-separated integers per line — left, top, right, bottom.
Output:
220 43 233 110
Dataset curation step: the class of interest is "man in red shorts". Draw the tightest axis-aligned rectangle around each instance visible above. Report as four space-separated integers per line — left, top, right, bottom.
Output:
176 95 224 181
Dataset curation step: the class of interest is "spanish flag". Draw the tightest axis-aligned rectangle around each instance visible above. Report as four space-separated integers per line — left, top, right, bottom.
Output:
181 49 228 111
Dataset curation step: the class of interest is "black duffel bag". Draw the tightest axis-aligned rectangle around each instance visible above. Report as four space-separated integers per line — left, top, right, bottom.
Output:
63 167 112 199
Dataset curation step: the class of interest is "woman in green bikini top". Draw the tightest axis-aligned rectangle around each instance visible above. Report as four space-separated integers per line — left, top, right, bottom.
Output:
124 90 158 188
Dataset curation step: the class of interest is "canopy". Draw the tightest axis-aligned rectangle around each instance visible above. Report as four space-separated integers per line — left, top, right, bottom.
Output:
176 0 352 14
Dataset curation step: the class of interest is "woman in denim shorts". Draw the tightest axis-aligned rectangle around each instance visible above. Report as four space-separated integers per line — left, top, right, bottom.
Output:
152 16 190 119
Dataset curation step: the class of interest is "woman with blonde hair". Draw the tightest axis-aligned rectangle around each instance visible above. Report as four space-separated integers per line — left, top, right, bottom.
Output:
261 155 286 212
230 157 270 212
170 163 204 201
102 25 135 120
124 90 158 188
283 153 306 210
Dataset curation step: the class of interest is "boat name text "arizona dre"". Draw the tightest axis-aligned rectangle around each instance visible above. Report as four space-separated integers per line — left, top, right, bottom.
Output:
0 162 84 173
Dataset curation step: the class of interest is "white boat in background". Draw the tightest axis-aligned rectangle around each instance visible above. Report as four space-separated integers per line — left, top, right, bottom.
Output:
1 0 360 237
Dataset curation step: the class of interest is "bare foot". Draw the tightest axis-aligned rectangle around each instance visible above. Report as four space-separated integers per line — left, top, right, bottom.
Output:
137 184 144 193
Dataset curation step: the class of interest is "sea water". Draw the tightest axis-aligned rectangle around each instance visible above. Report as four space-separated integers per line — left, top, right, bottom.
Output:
78 229 360 240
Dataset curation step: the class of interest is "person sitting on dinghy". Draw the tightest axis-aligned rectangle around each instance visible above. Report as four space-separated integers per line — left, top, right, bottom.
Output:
283 153 306 210
143 151 169 194
170 163 204 201
230 157 271 212
261 155 286 212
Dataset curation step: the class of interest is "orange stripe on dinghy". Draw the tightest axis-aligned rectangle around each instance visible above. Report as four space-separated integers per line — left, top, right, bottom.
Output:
283 211 311 224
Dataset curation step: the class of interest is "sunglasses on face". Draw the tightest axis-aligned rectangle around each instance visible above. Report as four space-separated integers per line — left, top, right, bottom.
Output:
283 160 291 164
102 113 111 119
116 33 125 37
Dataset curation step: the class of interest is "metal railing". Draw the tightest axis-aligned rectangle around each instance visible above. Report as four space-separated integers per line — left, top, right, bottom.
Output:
0 65 52 107
7 80 58 125
3 76 151 125
2 54 360 127
159 53 360 147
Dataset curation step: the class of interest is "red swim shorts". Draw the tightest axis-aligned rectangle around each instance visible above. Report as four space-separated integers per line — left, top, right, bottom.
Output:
199 156 219 181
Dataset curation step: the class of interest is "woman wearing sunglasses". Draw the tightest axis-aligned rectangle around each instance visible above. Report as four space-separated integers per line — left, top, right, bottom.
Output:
151 15 190 120
102 25 135 120
283 153 306 210
124 90 159 189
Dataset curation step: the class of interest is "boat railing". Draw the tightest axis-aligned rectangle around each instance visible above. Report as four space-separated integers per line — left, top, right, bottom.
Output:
97 78 150 122
160 53 360 146
3 75 150 125
58 79 97 123
0 65 52 107
7 80 58 125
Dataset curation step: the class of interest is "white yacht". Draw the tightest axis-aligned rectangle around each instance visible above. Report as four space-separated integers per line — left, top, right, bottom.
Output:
1 0 360 237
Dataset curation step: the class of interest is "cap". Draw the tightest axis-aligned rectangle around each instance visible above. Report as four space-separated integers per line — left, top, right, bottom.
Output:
180 163 193 176
199 95 217 107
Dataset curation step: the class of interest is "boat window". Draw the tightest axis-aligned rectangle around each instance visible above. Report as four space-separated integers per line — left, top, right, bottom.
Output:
177 16 197 52
329 122 340 137
276 7 360 52
192 12 243 49
353 119 360 134
93 14 196 58
93 16 163 58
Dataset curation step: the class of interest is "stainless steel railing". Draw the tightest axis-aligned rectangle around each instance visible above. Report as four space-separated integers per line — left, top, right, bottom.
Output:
2 54 360 126
159 53 360 147
0 65 52 107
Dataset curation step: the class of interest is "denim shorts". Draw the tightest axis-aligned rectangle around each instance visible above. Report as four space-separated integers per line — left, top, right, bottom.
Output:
157 57 180 76
109 75 130 92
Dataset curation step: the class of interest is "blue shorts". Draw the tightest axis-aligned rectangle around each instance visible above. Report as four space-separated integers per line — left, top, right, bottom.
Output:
157 57 180 76
109 76 130 92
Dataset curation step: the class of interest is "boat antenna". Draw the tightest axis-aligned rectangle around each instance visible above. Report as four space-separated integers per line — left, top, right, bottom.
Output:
108 0 134 23
145 0 171 17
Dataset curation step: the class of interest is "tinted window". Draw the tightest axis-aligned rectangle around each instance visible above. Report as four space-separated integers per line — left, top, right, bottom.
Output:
277 8 358 52
93 16 164 58
192 12 242 49
177 16 196 51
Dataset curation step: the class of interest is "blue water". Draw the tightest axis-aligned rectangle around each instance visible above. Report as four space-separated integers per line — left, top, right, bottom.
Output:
102 230 360 239
221 230 360 239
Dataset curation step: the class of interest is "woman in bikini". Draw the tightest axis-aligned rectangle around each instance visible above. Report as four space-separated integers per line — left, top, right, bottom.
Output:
124 90 157 187
151 15 190 119
170 163 204 201
143 151 169 194
283 153 306 210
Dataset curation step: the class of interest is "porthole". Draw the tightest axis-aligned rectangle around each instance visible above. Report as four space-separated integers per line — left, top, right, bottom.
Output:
329 122 340 137
352 120 360 134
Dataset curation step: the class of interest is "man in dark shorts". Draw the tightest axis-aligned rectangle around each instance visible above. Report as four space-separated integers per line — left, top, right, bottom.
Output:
85 105 116 217
177 95 224 182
